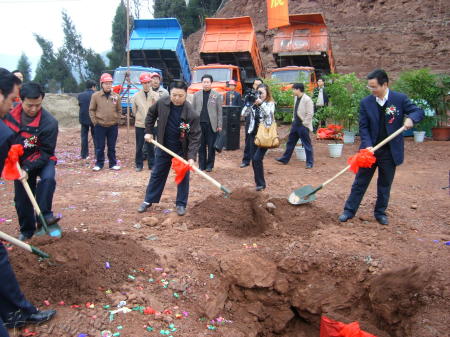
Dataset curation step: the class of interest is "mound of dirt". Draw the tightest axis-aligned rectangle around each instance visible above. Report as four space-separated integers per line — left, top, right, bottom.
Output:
189 188 272 237
9 232 159 304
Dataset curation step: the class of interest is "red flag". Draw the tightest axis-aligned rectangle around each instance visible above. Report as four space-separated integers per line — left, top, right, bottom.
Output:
171 158 193 185
347 149 376 174
1 144 24 180
267 0 289 29
320 316 378 337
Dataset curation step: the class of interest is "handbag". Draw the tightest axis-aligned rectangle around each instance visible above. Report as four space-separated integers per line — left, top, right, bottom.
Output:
214 131 226 153
254 122 279 148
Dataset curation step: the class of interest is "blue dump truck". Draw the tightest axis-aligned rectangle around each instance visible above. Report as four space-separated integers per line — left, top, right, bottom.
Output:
112 66 163 112
129 18 191 87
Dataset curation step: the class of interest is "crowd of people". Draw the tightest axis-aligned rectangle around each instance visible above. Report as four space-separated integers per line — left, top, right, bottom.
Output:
0 67 423 335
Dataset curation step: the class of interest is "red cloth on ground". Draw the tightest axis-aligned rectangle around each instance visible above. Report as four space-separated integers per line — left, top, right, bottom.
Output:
1 144 24 180
320 316 377 337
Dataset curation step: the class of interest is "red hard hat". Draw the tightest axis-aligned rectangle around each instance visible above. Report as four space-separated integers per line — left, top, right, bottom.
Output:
100 73 113 83
228 80 237 85
139 72 152 83
150 72 161 79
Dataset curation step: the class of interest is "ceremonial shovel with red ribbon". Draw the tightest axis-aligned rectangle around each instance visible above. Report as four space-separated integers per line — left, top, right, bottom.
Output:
288 126 406 205
1 144 62 238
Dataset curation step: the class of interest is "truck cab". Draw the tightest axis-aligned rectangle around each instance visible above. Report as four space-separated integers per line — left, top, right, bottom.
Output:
187 64 243 96
270 66 316 92
113 66 163 112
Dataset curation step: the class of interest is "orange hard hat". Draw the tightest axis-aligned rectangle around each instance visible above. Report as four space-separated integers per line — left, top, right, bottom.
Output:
100 73 113 83
139 72 152 83
228 80 237 85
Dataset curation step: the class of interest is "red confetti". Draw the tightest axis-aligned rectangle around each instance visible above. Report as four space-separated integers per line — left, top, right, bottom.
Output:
22 329 37 336
43 300 50 306
347 149 376 174
71 305 81 309
144 307 156 315
163 309 173 315
58 301 65 306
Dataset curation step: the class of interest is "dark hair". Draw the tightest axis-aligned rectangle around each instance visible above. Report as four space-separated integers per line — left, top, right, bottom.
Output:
0 68 22 98
292 83 305 92
367 69 389 85
169 81 188 92
256 83 274 102
201 74 213 83
86 80 96 89
20 82 45 101
317 78 324 82
253 78 263 85
12 69 21 74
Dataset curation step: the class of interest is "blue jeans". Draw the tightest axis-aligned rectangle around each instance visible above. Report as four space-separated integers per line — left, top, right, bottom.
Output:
279 124 314 166
0 243 37 328
343 148 396 217
144 148 190 207
14 161 56 238
94 124 118 168
80 123 95 158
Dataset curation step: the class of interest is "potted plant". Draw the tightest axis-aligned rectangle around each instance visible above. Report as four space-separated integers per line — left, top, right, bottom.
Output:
265 78 294 123
322 73 369 144
317 124 344 157
431 74 450 140
295 139 306 161
413 116 437 142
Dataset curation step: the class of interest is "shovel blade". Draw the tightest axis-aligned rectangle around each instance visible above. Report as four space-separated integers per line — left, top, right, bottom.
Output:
34 224 62 239
288 185 317 205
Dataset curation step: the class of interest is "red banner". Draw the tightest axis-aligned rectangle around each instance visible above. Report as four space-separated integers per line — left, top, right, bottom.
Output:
267 0 289 29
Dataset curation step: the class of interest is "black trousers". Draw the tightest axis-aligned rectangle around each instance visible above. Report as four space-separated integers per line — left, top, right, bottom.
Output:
135 127 156 169
0 243 37 329
241 116 252 164
343 148 396 217
80 123 95 159
248 133 268 187
279 124 314 166
94 124 118 168
144 147 189 207
199 122 216 170
14 161 56 238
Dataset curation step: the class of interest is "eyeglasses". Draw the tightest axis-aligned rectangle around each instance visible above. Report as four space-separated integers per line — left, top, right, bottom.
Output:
366 86 378 91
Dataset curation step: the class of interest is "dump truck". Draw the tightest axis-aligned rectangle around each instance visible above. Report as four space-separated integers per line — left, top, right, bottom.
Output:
269 66 317 93
188 16 264 96
129 18 191 87
272 13 335 79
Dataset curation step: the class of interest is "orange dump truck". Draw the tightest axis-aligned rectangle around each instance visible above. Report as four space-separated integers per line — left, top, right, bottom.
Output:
188 16 264 96
272 13 335 79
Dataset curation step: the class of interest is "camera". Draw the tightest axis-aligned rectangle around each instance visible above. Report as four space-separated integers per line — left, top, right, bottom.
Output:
244 89 259 107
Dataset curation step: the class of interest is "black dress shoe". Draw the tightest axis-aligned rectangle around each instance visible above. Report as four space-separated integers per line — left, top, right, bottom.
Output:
135 167 143 172
240 163 249 168
18 233 32 241
305 164 313 169
45 215 61 226
275 158 287 165
205 168 212 172
256 185 266 191
5 309 56 328
338 213 353 222
375 215 389 225
176 205 186 216
138 202 151 213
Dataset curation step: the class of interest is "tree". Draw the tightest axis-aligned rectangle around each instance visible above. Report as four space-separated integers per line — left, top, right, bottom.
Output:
16 53 32 82
54 49 78 93
108 0 129 69
85 48 106 81
34 34 57 89
62 10 86 83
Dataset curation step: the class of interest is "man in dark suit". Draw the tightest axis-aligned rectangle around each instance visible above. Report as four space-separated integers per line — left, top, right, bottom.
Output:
0 68 56 336
224 80 242 107
339 69 424 225
78 79 97 159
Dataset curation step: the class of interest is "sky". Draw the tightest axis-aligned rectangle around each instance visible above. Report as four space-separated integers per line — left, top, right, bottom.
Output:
0 0 153 72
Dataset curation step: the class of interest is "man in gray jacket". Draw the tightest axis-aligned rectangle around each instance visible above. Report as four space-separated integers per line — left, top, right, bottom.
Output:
192 74 222 172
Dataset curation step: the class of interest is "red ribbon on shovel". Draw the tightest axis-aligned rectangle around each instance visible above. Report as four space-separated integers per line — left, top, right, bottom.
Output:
1 144 24 180
171 157 193 184
347 148 376 174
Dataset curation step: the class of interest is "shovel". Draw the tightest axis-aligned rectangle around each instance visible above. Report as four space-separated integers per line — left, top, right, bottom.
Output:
149 139 231 196
0 230 50 259
288 126 406 205
17 163 62 238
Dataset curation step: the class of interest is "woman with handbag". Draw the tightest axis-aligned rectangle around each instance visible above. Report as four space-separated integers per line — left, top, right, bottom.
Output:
244 83 277 191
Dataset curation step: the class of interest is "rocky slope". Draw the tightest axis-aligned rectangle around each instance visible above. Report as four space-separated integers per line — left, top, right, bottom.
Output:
185 0 450 77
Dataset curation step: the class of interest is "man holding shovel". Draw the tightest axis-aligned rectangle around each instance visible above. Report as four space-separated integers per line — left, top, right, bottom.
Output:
137 81 201 216
3 82 61 241
0 68 56 337
339 69 424 225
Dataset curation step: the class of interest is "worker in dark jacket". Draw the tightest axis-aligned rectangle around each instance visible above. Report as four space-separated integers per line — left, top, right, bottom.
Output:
224 80 242 106
3 82 60 241
0 68 56 337
78 79 97 159
339 69 424 225
137 81 201 216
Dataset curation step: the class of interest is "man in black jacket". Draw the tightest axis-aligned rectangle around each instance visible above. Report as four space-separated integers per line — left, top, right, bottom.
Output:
78 79 97 159
0 68 56 337
4 82 60 240
137 81 201 216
